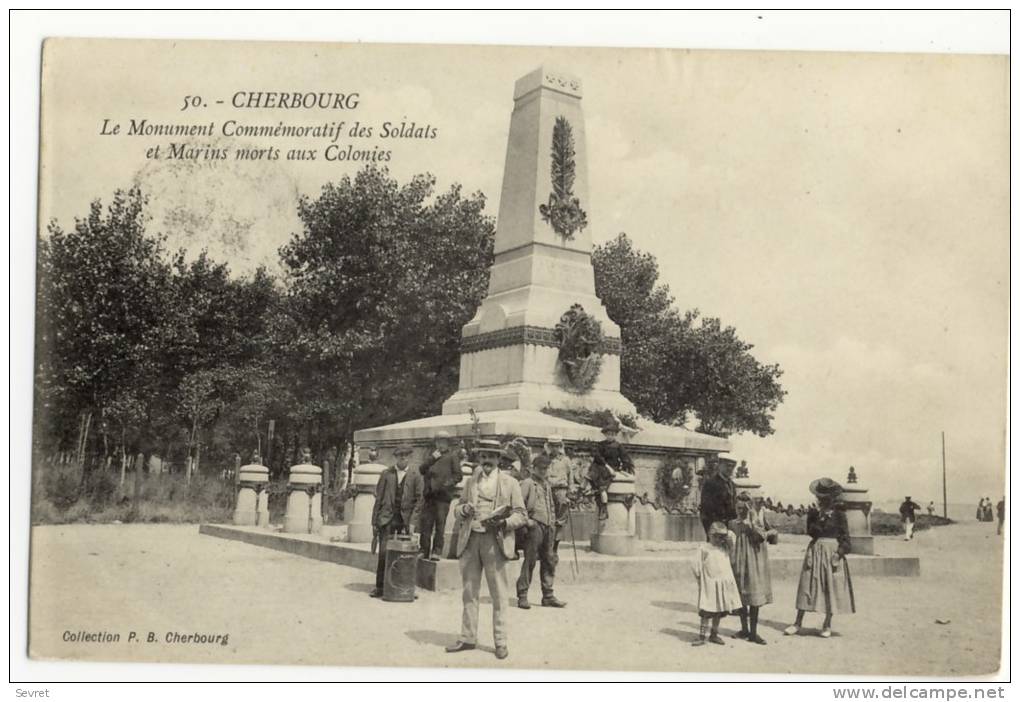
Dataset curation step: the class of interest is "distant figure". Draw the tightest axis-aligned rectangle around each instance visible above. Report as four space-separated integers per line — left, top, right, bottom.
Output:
927 501 935 516
899 496 922 540
765 497 774 511
984 498 995 522
846 466 858 484
996 497 1005 535
976 498 986 521
735 460 749 479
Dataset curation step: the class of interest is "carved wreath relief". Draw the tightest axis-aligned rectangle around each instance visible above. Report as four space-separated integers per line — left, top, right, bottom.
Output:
554 304 603 393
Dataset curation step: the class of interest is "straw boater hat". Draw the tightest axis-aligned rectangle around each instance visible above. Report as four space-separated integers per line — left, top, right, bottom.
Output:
809 477 844 499
474 439 502 457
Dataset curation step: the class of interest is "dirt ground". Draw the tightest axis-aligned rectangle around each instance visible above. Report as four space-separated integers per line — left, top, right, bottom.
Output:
27 518 1004 675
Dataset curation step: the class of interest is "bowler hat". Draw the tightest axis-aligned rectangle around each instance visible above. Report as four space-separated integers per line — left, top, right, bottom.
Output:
532 455 551 471
809 477 844 498
474 439 502 456
393 444 413 456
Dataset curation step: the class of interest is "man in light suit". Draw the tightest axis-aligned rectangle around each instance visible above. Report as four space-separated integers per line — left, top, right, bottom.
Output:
369 444 424 598
445 439 527 660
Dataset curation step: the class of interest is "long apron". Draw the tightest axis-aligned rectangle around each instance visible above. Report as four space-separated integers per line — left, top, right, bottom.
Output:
795 537 856 614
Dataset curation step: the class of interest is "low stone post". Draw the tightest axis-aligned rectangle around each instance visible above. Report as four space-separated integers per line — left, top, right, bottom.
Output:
346 461 385 543
233 462 269 526
284 462 323 534
838 480 874 555
591 472 638 556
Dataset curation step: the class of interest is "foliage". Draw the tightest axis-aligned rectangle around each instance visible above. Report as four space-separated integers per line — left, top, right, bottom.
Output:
44 471 81 511
539 406 640 431
278 166 494 444
593 233 786 437
538 117 588 239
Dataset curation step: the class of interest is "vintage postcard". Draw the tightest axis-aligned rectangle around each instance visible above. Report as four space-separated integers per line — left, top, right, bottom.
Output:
28 37 1008 676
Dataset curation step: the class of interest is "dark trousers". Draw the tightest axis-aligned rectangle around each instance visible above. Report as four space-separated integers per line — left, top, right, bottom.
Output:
374 520 405 590
701 517 714 542
516 522 558 600
419 498 450 559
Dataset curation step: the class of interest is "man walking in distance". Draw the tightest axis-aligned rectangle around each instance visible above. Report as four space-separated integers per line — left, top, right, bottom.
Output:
699 458 737 541
446 439 527 660
516 454 567 609
419 430 461 561
899 495 922 541
997 497 1006 535
369 444 423 598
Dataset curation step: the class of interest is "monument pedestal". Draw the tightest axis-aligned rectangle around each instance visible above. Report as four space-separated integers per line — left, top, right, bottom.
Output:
839 485 874 555
346 462 384 543
591 472 638 556
232 463 269 527
283 463 323 534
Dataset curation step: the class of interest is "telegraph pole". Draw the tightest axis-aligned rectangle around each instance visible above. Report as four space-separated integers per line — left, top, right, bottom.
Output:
941 431 948 519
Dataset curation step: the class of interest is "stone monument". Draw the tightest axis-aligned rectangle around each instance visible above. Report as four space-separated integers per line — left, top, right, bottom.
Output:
283 449 323 534
354 67 732 546
232 456 269 527
838 466 874 555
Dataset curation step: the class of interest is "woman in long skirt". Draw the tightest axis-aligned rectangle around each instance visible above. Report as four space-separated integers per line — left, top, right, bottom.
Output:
784 477 856 638
729 492 777 644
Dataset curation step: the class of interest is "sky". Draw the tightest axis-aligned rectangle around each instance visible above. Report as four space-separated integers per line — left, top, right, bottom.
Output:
37 39 1009 505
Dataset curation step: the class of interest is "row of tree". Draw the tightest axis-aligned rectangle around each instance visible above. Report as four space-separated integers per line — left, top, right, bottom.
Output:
33 165 785 484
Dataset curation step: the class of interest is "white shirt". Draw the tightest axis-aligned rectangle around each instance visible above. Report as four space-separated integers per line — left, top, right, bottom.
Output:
396 466 407 485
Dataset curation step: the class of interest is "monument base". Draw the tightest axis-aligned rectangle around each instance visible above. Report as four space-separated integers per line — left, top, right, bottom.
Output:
200 524 922 591
849 535 875 555
589 531 637 556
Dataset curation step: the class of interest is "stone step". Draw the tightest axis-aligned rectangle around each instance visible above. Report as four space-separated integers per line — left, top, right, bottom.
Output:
200 524 920 591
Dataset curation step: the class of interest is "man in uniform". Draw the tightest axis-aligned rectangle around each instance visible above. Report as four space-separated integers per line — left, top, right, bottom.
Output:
446 439 527 660
369 444 424 598
419 430 462 561
516 454 567 609
541 435 574 548
699 458 737 541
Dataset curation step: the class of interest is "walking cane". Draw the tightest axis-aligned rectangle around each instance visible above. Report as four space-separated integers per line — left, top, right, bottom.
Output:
566 500 580 577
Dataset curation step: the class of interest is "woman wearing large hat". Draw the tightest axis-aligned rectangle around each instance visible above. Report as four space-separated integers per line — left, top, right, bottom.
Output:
784 477 856 638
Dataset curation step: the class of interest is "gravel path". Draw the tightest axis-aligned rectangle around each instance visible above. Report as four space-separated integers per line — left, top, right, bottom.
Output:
28 519 1003 675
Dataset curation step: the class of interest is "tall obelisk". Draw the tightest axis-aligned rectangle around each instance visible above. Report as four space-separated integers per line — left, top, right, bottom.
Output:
443 67 636 416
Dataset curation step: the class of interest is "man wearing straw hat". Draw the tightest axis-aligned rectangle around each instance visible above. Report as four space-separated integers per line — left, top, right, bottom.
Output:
446 439 527 660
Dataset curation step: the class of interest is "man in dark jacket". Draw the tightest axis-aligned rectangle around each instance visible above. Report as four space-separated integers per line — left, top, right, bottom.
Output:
899 496 922 541
419 430 463 561
369 444 424 597
699 458 737 541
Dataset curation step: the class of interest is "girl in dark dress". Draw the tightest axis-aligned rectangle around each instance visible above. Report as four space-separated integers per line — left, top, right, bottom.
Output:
784 478 855 639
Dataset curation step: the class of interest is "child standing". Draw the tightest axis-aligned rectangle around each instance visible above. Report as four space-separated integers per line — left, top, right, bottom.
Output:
729 492 777 645
691 521 742 646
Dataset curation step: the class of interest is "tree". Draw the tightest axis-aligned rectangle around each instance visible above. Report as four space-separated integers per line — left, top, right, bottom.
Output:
593 233 786 437
35 187 172 474
277 166 494 457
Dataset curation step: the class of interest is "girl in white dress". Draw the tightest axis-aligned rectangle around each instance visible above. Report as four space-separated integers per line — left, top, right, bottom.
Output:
691 521 743 646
